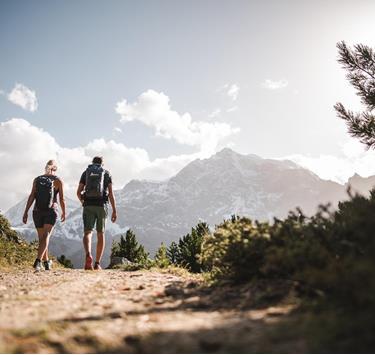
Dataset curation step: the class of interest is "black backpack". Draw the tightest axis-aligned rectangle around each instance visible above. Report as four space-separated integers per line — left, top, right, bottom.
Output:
85 164 105 199
35 175 56 210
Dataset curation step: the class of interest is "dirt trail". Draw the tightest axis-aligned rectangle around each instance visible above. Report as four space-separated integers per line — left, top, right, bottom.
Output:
0 269 304 353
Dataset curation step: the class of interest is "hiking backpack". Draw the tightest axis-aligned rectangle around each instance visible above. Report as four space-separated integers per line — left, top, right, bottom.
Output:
85 164 105 199
35 175 56 210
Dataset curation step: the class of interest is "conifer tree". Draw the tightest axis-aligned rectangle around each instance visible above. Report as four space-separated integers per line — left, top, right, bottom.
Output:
177 221 210 272
167 241 179 264
154 242 170 268
195 221 210 237
334 41 375 148
111 229 149 263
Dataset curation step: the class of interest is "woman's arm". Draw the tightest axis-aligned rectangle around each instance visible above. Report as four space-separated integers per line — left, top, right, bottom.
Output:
23 180 36 224
57 179 66 222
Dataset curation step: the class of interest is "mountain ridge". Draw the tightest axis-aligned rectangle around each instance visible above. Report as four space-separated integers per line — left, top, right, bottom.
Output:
5 148 375 267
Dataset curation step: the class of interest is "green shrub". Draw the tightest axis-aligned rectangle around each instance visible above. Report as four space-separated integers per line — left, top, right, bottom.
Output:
201 217 272 281
201 191 375 351
57 254 74 268
154 242 170 268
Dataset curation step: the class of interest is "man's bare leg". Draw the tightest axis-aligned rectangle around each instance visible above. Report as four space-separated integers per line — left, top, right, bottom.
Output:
83 230 93 256
83 230 94 269
96 232 105 265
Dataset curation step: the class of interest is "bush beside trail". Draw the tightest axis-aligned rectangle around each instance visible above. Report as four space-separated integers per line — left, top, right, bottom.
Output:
201 191 375 352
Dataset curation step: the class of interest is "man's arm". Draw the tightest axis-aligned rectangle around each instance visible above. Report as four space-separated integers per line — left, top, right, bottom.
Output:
77 183 85 205
108 183 117 223
23 180 36 224
57 179 66 222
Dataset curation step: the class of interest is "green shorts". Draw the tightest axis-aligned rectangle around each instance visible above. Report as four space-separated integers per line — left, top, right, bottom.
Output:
83 205 108 232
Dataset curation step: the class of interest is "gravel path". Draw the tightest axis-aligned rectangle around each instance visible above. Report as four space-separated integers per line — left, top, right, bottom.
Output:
0 269 304 353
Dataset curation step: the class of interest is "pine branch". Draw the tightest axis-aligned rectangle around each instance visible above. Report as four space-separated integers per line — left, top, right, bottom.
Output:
337 41 375 110
334 102 375 149
338 41 375 80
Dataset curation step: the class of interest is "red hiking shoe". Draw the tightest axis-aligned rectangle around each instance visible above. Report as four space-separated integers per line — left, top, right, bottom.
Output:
84 254 94 270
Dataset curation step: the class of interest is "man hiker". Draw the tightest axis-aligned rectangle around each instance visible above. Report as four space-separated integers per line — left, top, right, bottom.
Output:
23 160 66 272
77 156 117 270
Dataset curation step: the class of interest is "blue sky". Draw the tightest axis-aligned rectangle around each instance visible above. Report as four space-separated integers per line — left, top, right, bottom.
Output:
1 0 375 209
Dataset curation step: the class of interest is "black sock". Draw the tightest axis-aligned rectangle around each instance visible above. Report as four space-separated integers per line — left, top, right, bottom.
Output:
36 258 41 262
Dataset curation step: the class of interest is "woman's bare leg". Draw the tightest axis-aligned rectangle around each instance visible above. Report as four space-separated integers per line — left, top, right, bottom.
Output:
36 228 44 260
37 224 54 260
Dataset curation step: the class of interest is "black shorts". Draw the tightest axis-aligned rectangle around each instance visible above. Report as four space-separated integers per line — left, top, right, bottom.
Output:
32 209 58 228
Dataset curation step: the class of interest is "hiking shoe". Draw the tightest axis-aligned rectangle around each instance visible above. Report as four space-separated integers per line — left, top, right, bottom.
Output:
94 262 102 270
33 259 42 272
85 254 94 270
43 260 52 271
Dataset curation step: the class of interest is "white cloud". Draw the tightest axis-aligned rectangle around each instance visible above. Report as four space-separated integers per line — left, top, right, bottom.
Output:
218 83 240 101
262 79 288 90
283 138 375 184
114 127 122 133
7 83 38 112
227 84 240 101
0 118 212 211
115 90 239 156
208 108 221 118
0 119 59 211
226 106 238 113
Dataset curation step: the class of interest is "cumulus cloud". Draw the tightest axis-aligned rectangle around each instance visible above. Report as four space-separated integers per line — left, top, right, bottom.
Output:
115 90 239 155
262 79 288 90
283 138 375 184
0 118 211 211
7 83 38 112
0 119 58 210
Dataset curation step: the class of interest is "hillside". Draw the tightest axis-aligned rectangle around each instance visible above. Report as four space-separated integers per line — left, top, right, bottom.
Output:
0 214 36 269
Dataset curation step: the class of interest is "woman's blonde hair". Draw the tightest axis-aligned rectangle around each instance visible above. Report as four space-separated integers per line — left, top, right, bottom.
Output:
45 160 58 175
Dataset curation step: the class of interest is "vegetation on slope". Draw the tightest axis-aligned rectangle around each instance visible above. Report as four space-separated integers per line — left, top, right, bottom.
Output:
0 214 37 269
200 190 375 352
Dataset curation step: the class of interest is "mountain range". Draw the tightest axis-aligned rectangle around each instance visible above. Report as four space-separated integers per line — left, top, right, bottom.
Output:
5 148 375 268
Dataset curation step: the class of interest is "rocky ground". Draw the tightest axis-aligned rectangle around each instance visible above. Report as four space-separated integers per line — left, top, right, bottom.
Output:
0 269 305 353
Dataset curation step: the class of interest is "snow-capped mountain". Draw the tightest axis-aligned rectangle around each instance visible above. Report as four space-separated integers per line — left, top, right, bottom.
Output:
5 148 373 268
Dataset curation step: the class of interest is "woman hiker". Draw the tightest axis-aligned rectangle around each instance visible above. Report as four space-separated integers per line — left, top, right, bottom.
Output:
22 159 66 271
